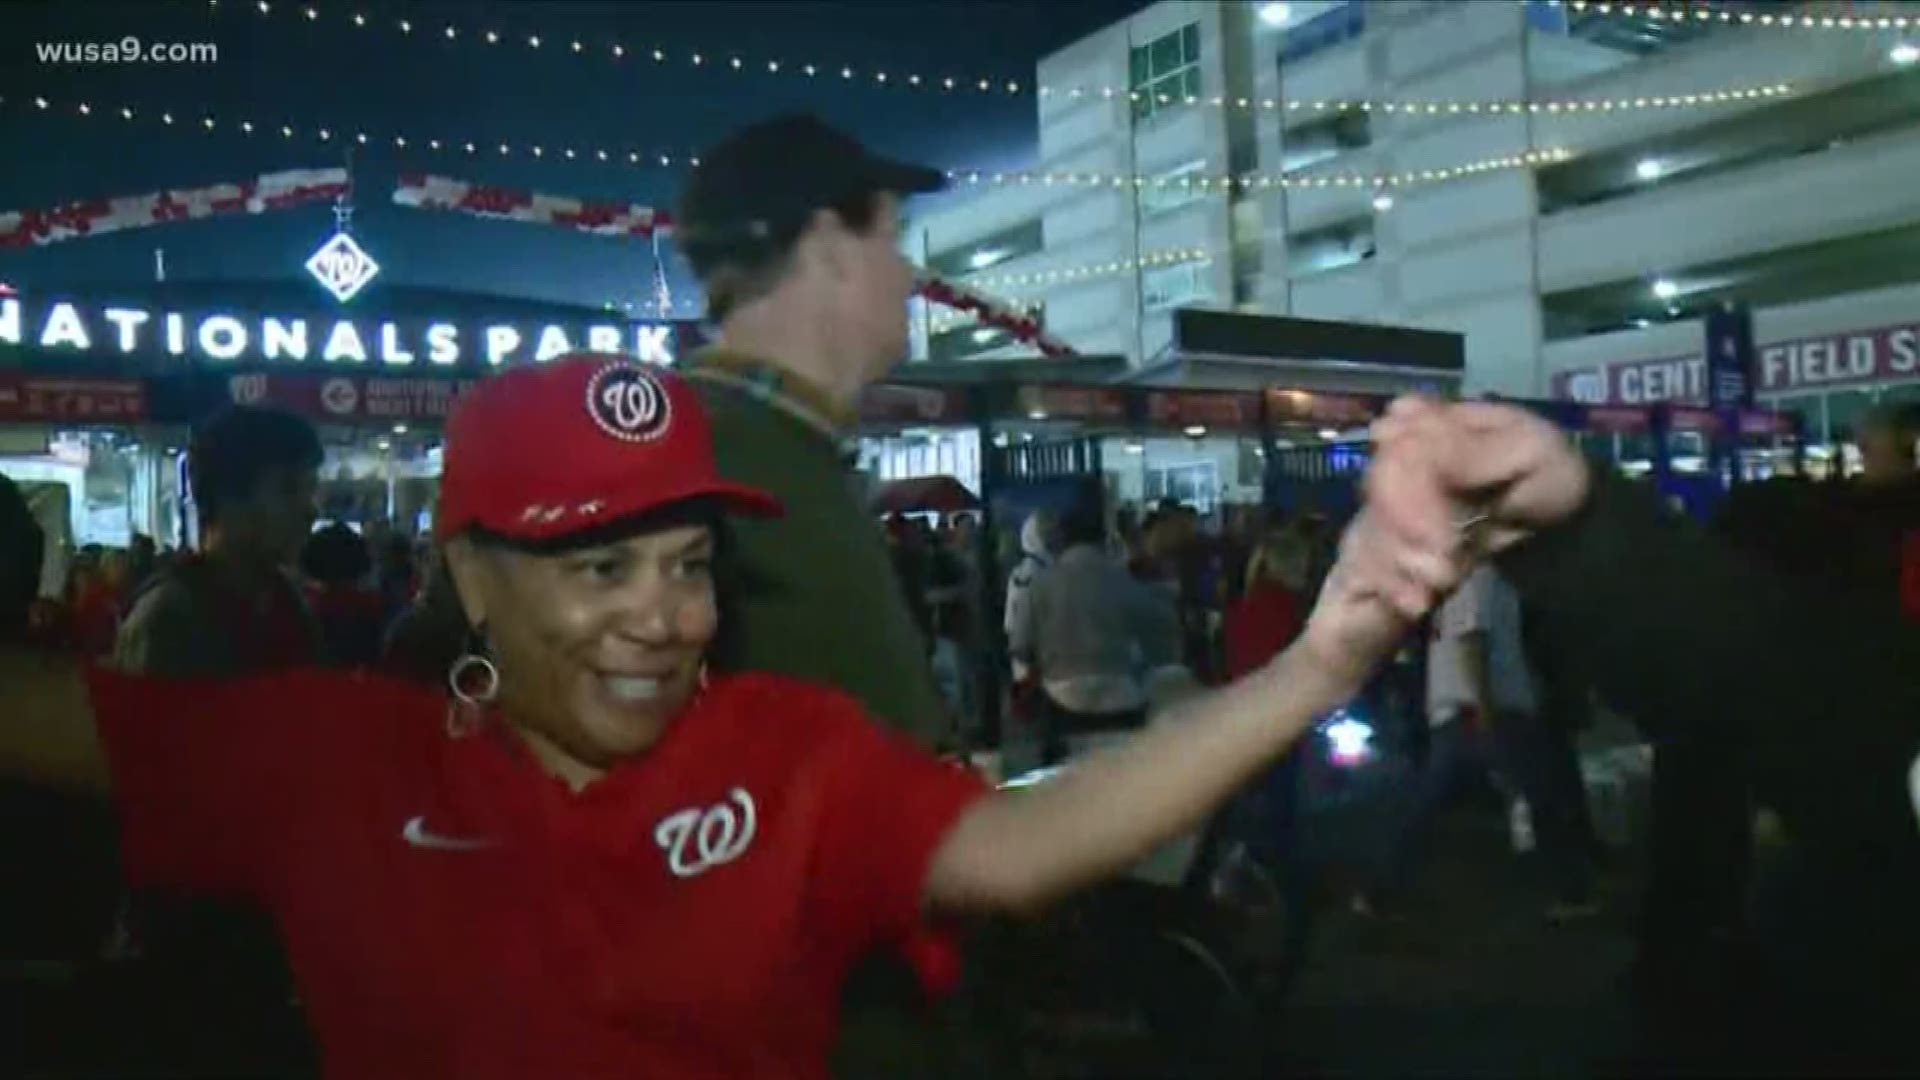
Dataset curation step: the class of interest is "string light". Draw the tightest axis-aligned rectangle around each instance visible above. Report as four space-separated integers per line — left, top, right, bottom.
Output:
946 149 1575 192
213 2 1791 114
921 250 1220 334
9 93 699 171
606 296 705 316
957 249 1212 295
1040 82 1790 117
217 0 1017 93
16 90 1564 191
1554 1 1915 32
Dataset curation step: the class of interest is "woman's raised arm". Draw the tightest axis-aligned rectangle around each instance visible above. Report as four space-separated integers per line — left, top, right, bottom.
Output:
0 648 109 794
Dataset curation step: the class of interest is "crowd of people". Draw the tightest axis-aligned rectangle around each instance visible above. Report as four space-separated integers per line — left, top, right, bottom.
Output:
0 112 1915 1080
991 487 1610 921
854 391 1920 1077
881 491 1334 760
20 441 435 682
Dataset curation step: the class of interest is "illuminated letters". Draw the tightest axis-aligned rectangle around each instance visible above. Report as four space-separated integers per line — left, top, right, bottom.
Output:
198 316 249 361
322 321 369 363
635 325 673 365
587 325 623 353
534 326 573 362
262 318 310 361
380 323 416 365
0 300 679 368
426 324 461 365
40 303 90 350
484 325 521 365
103 308 151 353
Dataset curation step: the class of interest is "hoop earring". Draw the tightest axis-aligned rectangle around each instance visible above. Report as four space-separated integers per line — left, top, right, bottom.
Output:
448 653 500 707
445 630 499 739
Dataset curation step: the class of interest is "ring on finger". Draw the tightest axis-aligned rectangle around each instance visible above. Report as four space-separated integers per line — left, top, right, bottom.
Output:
1454 511 1491 535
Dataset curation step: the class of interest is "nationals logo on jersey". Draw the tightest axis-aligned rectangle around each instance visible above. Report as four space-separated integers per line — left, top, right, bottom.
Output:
654 788 757 879
585 362 672 443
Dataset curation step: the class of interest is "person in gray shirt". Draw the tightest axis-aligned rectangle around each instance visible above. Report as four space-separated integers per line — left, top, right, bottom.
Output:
1012 500 1183 764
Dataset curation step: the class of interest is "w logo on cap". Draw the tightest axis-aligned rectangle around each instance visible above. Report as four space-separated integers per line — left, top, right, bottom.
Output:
586 362 672 443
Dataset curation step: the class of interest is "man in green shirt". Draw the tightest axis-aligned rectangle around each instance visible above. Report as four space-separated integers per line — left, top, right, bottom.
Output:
675 115 955 750
675 116 1021 1079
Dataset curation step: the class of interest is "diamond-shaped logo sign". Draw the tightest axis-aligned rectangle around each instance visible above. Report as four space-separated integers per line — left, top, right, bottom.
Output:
305 232 380 303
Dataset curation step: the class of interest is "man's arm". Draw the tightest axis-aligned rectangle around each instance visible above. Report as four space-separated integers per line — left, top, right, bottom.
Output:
1501 475 1919 742
1502 474 1920 855
1365 399 1920 857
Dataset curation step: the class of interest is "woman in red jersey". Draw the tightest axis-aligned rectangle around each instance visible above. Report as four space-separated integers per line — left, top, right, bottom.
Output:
0 354 1451 1079
1224 524 1314 682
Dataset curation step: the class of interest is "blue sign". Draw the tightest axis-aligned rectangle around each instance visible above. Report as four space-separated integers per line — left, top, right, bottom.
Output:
1704 303 1755 410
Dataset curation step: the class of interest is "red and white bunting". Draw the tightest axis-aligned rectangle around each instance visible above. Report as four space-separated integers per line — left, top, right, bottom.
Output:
0 168 350 251
913 274 1077 358
392 173 674 239
386 174 1076 356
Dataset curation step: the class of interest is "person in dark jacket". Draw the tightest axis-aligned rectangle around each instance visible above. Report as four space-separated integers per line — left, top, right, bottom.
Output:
1843 402 1920 623
1366 397 1920 1077
118 407 322 676
1627 476 1823 1053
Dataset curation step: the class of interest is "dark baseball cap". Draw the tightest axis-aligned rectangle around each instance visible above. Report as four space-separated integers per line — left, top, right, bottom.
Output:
676 114 946 255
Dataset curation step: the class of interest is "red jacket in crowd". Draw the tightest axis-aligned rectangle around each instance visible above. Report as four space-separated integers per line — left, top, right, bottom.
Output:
1223 582 1306 682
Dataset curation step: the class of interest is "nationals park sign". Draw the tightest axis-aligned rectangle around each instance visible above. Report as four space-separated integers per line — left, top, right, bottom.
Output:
0 295 683 370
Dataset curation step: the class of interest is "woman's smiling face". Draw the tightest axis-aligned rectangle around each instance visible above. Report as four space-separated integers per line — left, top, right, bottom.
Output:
446 521 719 788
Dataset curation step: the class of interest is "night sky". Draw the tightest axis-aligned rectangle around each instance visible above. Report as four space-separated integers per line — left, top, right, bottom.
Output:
1 0 1147 311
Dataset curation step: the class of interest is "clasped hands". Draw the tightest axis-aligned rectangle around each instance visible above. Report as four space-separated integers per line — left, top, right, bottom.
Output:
1296 396 1593 687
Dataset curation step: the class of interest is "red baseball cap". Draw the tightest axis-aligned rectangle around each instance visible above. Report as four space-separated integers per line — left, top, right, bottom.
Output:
436 353 781 544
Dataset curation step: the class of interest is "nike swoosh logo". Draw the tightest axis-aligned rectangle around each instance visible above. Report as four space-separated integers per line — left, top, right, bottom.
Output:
401 816 491 852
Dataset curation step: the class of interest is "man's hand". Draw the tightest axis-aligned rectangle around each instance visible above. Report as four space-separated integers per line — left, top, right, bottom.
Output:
1298 509 1465 692
1367 397 1592 559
